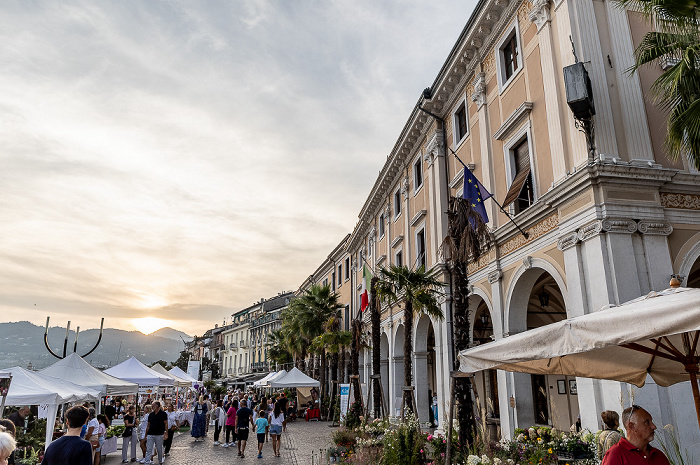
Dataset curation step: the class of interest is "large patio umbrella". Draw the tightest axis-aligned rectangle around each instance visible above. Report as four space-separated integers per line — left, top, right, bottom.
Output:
457 287 700 427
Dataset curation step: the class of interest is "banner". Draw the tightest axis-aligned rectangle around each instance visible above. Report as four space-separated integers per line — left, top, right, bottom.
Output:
187 361 201 381
339 384 350 422
138 385 157 396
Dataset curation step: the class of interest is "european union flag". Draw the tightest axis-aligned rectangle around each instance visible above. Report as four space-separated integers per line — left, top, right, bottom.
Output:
462 168 492 228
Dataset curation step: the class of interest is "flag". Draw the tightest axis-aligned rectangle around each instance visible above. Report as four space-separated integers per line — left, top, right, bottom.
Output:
463 168 492 228
360 264 372 312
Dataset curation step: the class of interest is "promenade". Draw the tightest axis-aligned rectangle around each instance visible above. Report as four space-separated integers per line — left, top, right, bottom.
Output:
113 420 334 465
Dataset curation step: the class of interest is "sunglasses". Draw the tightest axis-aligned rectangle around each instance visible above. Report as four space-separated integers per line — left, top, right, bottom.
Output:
625 404 641 423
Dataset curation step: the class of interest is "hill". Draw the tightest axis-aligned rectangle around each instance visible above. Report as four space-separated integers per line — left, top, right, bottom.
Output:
0 321 187 370
150 327 193 342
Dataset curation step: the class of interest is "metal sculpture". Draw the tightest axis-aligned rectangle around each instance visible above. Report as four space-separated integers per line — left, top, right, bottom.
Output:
44 316 104 359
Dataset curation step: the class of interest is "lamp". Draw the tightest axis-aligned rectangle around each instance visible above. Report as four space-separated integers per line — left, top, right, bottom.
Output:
480 313 489 326
538 287 550 307
564 60 596 160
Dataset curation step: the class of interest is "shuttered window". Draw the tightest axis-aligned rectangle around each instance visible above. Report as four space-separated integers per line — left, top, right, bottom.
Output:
503 138 534 213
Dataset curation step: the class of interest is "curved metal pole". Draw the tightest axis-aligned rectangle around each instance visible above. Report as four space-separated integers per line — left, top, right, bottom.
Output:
81 318 104 358
62 321 71 358
73 326 80 353
44 317 62 359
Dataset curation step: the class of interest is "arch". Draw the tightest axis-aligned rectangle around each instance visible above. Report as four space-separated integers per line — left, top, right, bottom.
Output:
504 257 568 333
676 235 700 286
467 287 494 331
414 314 436 353
394 324 405 357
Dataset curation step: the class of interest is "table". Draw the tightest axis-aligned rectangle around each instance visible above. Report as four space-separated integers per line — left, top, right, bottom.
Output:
305 408 320 421
101 436 118 455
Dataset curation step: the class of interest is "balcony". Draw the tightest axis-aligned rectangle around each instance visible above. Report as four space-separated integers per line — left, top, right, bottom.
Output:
239 341 249 349
228 368 232 374
230 342 237 349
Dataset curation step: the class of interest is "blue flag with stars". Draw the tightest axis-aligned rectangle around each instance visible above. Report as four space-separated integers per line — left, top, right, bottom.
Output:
462 168 492 228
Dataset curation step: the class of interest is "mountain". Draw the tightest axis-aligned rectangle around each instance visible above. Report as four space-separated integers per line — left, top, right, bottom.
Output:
150 327 193 342
0 321 188 370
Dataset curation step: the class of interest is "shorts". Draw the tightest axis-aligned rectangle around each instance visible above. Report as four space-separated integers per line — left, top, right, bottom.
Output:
257 433 266 444
270 425 282 435
237 427 249 441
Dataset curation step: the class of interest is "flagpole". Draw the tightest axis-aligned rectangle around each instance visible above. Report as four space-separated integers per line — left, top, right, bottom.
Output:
450 147 529 240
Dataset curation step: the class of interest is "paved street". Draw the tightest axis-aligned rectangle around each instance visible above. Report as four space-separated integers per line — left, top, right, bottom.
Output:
110 420 335 465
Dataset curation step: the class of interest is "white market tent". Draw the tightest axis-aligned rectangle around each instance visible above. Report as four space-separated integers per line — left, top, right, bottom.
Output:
0 371 11 411
151 364 192 388
457 287 700 427
40 353 138 397
104 357 174 387
253 371 277 387
2 366 100 447
270 368 320 388
169 366 197 384
265 369 287 386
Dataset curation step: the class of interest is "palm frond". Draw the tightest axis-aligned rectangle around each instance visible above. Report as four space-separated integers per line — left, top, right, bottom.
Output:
440 197 490 264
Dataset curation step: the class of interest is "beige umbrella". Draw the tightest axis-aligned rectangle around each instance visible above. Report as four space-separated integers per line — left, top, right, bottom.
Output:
458 287 700 428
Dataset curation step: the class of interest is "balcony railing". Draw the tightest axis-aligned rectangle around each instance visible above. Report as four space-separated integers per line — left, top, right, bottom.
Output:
239 341 249 349
230 343 237 349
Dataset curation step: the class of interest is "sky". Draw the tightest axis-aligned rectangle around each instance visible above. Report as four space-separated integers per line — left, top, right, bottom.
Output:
0 0 476 336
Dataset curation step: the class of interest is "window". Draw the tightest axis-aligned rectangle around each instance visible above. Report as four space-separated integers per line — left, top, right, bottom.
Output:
323 278 328 287
338 265 342 286
394 189 402 218
378 214 385 238
496 22 523 92
416 229 426 269
345 258 350 280
453 100 468 145
332 273 336 291
504 137 534 215
344 306 350 331
395 250 403 267
413 157 423 192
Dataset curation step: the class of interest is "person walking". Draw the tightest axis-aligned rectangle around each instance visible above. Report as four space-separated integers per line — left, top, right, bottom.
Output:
41 406 93 465
144 401 168 465
190 396 208 442
597 410 623 459
269 402 285 457
235 400 253 458
602 405 670 465
254 409 268 459
122 405 138 463
137 405 151 463
163 404 179 457
223 399 238 448
212 400 225 446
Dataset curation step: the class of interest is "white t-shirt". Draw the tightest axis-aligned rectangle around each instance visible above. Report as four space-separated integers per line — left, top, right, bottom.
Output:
87 418 100 440
270 412 284 427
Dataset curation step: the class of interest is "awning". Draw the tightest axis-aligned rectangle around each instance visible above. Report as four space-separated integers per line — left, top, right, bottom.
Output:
503 166 530 207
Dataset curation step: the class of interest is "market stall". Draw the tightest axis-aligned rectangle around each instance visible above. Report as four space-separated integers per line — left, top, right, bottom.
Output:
168 366 197 386
40 353 138 398
270 368 320 420
104 357 174 399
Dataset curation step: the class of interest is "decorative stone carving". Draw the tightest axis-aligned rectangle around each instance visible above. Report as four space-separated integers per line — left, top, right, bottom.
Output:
423 150 435 167
401 177 409 197
488 269 502 283
384 205 390 220
529 0 550 30
517 0 534 26
601 218 637 234
523 256 533 269
557 231 579 251
471 72 487 109
661 193 700 210
482 54 496 77
577 220 603 242
501 214 559 256
467 254 489 274
426 132 445 159
637 220 673 236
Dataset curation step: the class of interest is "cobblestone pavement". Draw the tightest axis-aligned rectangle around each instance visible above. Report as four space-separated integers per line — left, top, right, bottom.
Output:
109 420 334 465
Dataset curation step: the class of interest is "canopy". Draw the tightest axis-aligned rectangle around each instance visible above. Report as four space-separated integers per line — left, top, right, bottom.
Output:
458 287 700 426
104 357 174 387
150 364 192 388
2 366 100 447
270 368 319 388
168 366 197 384
266 369 287 385
253 371 277 387
40 353 138 397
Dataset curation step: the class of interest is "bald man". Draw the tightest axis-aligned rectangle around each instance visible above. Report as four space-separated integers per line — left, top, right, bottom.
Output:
602 405 670 465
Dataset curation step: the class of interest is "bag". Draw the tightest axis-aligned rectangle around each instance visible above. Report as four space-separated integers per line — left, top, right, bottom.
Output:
122 426 133 438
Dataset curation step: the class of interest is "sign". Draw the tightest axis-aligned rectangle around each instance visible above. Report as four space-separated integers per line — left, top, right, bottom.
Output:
187 361 201 381
38 404 50 419
339 384 350 422
138 385 157 396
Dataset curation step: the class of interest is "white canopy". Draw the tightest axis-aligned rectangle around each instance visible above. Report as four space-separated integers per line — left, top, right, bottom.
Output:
253 371 277 387
457 287 700 426
168 366 197 384
2 366 100 447
41 353 138 397
104 357 174 387
266 369 287 386
150 364 192 388
270 368 319 388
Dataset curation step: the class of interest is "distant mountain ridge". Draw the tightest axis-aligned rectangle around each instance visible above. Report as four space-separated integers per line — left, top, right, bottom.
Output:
150 327 193 342
0 321 190 370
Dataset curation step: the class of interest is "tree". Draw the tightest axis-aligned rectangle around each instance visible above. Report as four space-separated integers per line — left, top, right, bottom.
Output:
441 195 491 452
375 264 444 415
172 350 190 372
619 0 700 168
370 275 382 418
314 312 352 409
266 328 293 368
149 360 169 368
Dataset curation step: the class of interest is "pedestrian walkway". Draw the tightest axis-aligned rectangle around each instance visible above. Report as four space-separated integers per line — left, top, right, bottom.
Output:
110 420 334 464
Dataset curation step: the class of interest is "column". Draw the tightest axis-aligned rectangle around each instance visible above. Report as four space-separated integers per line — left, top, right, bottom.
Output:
392 356 404 417
426 130 450 266
605 2 655 163
637 221 674 291
414 351 430 424
472 73 499 224
530 0 567 180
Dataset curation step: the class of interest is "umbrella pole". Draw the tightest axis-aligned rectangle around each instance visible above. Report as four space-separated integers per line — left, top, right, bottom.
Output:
688 368 700 430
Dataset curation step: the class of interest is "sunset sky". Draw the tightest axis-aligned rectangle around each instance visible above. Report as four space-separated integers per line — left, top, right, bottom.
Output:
0 1 476 336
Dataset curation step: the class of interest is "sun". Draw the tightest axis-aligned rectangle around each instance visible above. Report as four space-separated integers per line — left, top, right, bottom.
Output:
132 317 172 335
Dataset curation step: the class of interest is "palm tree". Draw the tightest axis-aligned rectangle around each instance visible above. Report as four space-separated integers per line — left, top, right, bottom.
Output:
279 307 308 372
618 0 700 168
266 328 292 368
375 264 444 415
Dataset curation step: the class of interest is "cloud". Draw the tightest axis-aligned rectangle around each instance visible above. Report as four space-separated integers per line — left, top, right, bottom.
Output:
0 0 475 335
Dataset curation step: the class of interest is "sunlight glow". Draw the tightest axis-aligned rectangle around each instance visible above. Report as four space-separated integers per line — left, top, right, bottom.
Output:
132 317 172 335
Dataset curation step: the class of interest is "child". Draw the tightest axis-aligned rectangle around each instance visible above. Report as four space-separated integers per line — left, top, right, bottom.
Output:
254 409 269 459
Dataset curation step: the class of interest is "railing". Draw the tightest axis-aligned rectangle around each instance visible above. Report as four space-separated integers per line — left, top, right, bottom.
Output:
239 341 249 348
230 343 237 349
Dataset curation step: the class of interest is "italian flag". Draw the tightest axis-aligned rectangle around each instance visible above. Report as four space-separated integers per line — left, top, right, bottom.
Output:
360 264 372 312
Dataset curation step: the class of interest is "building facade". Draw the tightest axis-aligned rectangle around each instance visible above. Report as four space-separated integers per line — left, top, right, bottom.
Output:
249 292 293 372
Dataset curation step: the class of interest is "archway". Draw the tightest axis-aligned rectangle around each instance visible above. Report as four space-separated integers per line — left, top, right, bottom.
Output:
380 332 390 414
687 255 700 288
414 315 437 425
506 266 577 431
470 296 500 439
393 324 405 416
